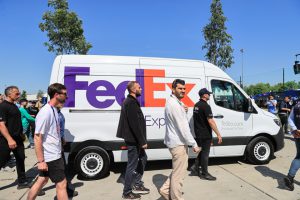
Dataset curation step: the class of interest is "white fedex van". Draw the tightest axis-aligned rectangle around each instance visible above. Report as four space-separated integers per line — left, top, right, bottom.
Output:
50 55 284 179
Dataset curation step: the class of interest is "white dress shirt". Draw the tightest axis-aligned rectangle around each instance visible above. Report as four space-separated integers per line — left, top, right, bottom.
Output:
164 94 198 148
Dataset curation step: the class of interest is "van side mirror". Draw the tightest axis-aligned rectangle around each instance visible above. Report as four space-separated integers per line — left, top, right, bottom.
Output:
247 98 253 113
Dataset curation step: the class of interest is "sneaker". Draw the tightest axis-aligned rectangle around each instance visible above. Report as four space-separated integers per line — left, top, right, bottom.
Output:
132 185 150 194
67 188 79 197
38 190 46 196
17 181 30 189
199 173 217 181
284 175 294 191
122 192 141 199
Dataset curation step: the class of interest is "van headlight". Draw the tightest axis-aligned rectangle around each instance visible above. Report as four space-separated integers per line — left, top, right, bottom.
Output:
273 119 281 126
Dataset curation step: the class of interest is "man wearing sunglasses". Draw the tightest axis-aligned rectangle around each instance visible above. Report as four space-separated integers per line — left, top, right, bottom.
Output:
0 86 30 189
27 83 69 200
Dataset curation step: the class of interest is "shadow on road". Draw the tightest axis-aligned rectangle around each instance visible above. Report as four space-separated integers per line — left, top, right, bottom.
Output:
255 165 300 190
152 174 168 200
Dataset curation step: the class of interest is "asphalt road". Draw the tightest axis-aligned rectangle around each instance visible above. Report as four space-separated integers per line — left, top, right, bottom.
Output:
1 135 300 200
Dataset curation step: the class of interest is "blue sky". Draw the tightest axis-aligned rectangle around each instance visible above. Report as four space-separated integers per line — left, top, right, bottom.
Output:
0 0 299 94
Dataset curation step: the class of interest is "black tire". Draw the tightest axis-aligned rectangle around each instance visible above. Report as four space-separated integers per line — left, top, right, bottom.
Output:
246 136 274 164
75 146 110 179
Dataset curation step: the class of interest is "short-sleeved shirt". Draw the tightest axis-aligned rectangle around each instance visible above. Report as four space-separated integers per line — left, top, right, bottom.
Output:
0 100 23 139
35 103 61 162
279 101 289 115
193 99 213 139
267 100 277 114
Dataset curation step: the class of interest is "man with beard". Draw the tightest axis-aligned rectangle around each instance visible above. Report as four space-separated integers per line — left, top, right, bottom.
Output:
0 86 29 189
117 81 149 199
27 83 68 200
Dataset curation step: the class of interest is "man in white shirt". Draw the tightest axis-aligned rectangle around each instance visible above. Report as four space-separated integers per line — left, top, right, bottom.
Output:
159 79 201 200
27 83 68 200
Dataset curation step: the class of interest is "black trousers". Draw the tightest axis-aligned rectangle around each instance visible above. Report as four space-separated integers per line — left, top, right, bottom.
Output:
195 138 212 174
279 114 288 133
0 136 26 183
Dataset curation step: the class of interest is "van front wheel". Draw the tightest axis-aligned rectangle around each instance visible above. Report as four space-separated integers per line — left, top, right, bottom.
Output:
246 136 274 164
75 146 110 179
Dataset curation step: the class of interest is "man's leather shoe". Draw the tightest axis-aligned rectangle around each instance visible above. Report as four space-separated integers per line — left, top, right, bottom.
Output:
199 173 217 181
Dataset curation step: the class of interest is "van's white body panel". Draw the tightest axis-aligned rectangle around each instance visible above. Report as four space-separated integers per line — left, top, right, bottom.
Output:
50 55 282 163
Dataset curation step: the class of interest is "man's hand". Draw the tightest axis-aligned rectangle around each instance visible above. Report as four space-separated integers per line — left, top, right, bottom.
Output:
61 138 66 146
293 130 300 138
183 105 188 113
37 162 48 171
8 138 17 149
217 135 222 144
142 144 148 149
192 146 201 153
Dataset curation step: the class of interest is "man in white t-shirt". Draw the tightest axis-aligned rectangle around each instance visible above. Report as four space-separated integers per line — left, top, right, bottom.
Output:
27 83 68 200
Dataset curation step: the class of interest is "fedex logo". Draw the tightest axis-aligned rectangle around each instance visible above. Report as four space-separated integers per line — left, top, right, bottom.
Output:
64 66 195 108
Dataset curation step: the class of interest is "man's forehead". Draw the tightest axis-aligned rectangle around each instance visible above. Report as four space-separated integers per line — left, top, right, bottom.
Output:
176 84 185 88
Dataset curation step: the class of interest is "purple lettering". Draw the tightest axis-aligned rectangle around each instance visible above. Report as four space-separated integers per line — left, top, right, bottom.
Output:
86 80 116 108
64 67 89 107
115 81 129 105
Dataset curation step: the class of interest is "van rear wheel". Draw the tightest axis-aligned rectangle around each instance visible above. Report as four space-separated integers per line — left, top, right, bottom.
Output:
246 136 274 164
75 146 110 179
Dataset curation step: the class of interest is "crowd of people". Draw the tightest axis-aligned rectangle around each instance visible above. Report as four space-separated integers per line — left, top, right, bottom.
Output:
0 81 300 200
0 85 78 200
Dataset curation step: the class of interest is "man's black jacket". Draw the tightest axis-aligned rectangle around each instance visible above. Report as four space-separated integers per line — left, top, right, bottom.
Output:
116 95 147 147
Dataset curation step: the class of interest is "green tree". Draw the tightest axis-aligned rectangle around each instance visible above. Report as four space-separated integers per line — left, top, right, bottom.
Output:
285 81 298 90
202 0 234 70
244 83 271 96
39 0 92 55
36 90 44 99
21 90 27 99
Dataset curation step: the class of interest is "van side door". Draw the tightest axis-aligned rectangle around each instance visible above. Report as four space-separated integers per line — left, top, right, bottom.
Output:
207 78 253 156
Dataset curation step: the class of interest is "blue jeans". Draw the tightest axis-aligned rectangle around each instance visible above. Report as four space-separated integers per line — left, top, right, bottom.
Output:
123 145 147 195
23 126 34 146
288 138 300 177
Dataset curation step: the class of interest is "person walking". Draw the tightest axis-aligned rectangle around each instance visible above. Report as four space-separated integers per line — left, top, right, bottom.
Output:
57 104 78 197
266 95 277 114
27 101 39 149
278 96 291 134
283 101 300 191
159 79 201 200
0 86 29 189
19 99 35 148
190 88 222 180
116 81 149 200
27 83 68 200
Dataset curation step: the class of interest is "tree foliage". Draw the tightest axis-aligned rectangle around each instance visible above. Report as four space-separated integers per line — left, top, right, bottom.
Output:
39 0 92 55
202 0 234 70
36 90 44 99
21 90 27 99
244 81 300 96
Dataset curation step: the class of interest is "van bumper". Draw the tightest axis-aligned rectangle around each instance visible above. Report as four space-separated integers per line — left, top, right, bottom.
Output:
273 127 284 152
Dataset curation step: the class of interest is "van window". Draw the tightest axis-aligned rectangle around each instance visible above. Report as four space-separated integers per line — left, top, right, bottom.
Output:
211 80 248 112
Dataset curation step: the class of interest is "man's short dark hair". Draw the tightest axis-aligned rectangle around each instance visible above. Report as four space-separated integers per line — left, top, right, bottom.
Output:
172 79 185 89
4 86 18 96
127 81 138 93
48 83 66 99
19 98 28 104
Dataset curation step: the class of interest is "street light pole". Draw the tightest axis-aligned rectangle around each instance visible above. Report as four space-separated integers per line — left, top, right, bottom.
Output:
240 49 244 88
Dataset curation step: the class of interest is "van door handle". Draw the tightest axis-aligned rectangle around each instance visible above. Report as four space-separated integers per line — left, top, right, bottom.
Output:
214 115 224 119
